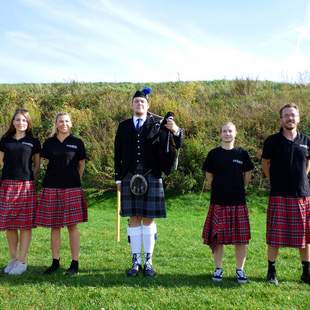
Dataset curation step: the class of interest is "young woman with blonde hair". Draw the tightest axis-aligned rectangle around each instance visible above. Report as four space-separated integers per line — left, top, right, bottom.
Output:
36 112 87 275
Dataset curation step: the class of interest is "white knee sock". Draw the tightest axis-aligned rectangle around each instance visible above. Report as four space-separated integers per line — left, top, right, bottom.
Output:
127 226 142 264
142 223 157 264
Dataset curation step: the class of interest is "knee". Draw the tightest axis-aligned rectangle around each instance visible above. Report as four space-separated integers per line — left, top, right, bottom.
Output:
67 225 78 233
142 218 155 226
129 216 143 227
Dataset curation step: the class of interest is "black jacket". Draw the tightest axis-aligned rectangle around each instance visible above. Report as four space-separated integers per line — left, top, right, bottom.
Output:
114 114 183 180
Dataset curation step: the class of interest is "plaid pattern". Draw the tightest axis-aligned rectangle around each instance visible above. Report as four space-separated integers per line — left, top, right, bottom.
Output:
202 204 251 251
121 173 166 218
0 180 37 230
36 187 88 227
267 196 310 248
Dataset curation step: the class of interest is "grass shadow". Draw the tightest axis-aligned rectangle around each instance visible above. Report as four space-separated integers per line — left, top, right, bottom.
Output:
0 269 269 289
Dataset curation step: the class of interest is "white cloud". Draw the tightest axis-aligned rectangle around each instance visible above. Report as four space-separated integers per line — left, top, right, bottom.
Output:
1 0 310 83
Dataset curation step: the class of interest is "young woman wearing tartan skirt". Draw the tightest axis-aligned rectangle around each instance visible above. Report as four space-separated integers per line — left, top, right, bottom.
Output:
36 112 87 275
0 108 41 275
262 103 310 285
202 122 254 283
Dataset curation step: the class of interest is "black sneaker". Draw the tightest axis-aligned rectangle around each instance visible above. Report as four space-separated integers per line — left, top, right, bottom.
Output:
127 263 142 277
301 274 310 284
65 260 79 276
127 254 142 277
65 266 79 276
212 268 223 282
267 270 279 286
143 261 156 277
236 269 248 284
44 259 60 274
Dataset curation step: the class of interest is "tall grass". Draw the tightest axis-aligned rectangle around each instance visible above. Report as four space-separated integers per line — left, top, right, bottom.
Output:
1 80 310 192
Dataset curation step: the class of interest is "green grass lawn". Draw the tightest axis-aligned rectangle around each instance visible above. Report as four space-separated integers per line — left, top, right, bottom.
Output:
0 192 309 310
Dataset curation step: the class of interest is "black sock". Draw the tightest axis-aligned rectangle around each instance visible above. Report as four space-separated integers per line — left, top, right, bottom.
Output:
69 260 79 270
302 261 310 276
268 260 276 273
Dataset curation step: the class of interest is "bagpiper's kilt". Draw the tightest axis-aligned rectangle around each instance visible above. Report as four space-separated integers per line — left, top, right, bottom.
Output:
267 196 310 248
202 204 251 251
0 180 37 230
36 187 88 228
121 173 166 218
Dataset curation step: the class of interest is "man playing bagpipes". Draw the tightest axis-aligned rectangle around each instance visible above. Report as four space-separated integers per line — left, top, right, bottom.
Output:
114 87 183 277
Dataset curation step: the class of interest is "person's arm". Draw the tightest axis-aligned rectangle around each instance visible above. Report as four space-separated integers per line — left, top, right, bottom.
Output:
33 153 40 180
206 172 213 187
244 171 252 187
306 159 310 174
262 158 270 179
78 159 85 179
0 151 3 169
114 124 123 187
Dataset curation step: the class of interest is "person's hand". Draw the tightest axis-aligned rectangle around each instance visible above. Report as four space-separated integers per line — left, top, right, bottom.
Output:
116 181 121 191
164 118 179 135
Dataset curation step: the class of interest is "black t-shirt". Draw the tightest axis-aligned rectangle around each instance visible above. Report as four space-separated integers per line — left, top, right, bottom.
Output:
41 135 86 188
202 147 254 205
0 135 41 181
262 131 310 197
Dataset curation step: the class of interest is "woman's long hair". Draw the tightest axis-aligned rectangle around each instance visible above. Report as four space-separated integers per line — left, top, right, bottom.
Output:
50 112 72 137
2 108 33 138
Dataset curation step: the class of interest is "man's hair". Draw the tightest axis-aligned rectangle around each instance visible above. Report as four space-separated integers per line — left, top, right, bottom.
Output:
279 103 299 118
220 121 236 133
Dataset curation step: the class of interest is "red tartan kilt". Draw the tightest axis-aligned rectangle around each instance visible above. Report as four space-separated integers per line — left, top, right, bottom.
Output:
267 196 310 248
36 187 88 228
0 180 37 230
202 204 251 251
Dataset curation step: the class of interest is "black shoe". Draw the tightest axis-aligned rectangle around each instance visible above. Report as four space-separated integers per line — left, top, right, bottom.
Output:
127 254 142 277
127 263 142 277
65 267 79 276
301 274 310 284
143 261 156 277
44 259 60 274
65 260 79 276
267 270 279 286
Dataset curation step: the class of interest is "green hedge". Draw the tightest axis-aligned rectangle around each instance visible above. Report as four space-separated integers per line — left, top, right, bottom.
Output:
1 80 310 193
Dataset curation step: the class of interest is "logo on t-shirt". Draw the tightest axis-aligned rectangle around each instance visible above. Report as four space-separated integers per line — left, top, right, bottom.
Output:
66 144 78 149
299 144 308 149
21 142 33 147
232 159 243 164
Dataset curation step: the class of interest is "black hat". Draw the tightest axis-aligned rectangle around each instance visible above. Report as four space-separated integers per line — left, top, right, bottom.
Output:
132 87 152 101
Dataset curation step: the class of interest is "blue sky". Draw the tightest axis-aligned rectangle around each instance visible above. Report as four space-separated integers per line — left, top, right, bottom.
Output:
0 0 310 83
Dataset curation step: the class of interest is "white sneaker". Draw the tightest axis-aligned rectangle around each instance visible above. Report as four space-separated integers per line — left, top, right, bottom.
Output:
4 259 17 274
8 261 27 275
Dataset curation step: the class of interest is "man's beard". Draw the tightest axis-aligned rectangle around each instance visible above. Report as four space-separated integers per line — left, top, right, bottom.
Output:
283 122 296 130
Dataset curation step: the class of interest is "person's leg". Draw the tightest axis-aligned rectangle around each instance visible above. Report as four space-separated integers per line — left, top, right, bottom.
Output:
142 218 156 277
212 244 224 281
65 224 80 275
267 245 279 285
44 228 61 274
235 244 247 270
4 230 18 273
6 230 18 260
235 244 248 283
51 227 61 259
67 224 80 261
213 244 224 268
299 245 310 284
127 216 143 276
8 229 31 275
18 229 32 263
